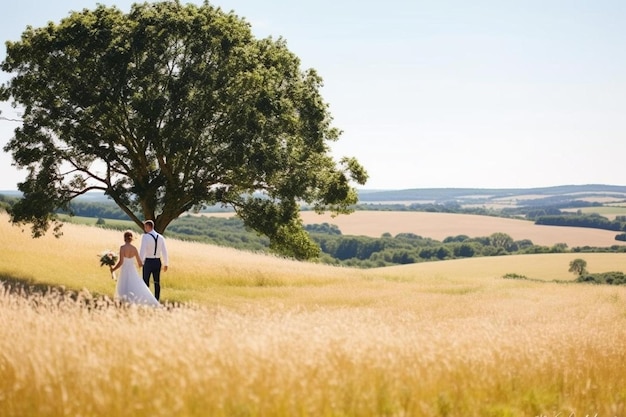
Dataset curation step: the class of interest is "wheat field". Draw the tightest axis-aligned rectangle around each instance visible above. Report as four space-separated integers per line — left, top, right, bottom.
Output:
1 213 626 416
203 210 626 247
302 211 626 248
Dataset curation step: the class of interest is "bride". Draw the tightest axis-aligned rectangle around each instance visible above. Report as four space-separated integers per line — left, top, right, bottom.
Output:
110 231 160 307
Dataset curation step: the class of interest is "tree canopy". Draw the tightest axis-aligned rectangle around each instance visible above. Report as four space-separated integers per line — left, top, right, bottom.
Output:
0 1 367 259
568 258 587 276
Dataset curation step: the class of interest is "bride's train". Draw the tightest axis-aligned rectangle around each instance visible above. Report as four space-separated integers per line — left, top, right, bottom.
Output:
115 259 160 307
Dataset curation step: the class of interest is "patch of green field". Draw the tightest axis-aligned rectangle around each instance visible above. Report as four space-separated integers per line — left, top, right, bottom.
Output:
58 214 137 230
561 205 626 219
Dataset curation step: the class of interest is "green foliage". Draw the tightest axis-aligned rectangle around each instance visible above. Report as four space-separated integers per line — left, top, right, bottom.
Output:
58 214 135 231
61 200 130 220
502 273 528 280
535 213 626 231
51 206 626 268
0 194 18 213
568 258 587 276
29 185 626 266
576 271 626 285
1 2 366 259
167 215 269 252
304 222 342 235
488 232 515 250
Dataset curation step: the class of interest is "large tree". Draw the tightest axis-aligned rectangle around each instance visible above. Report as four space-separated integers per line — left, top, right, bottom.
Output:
0 1 367 259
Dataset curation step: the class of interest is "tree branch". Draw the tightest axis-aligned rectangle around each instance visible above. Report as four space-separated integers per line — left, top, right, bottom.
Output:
0 116 22 122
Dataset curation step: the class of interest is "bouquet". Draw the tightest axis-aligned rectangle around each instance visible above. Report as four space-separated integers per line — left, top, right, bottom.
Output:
99 250 118 279
99 250 118 267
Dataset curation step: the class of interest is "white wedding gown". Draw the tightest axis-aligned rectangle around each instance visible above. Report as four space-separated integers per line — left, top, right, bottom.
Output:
115 257 160 307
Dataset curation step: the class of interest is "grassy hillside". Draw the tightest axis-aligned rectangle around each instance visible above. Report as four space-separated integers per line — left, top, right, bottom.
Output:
1 213 626 416
2 212 625 303
300 211 622 248
299 211 626 248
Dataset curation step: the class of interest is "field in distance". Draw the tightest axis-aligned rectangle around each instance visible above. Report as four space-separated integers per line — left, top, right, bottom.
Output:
2 212 624 300
205 210 626 248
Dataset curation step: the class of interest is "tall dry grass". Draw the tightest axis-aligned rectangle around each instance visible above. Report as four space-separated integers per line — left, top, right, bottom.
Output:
1 213 626 416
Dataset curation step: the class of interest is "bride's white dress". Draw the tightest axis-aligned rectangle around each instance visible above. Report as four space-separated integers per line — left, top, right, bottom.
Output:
115 257 160 307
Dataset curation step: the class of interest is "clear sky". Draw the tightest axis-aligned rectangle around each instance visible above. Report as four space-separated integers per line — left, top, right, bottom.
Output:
1 0 625 191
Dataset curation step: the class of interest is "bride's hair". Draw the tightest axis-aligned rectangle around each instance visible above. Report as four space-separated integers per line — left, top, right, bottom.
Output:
123 231 133 242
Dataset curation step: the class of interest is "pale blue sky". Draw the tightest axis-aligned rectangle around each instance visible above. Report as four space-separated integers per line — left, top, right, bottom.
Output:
1 0 625 190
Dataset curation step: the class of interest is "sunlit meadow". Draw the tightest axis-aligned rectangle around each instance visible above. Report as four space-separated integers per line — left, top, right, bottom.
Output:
1 213 626 416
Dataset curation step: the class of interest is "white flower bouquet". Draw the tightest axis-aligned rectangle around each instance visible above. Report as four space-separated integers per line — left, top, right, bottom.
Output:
98 250 118 279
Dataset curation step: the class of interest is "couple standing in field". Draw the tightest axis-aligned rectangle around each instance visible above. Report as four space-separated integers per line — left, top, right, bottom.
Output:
109 220 169 306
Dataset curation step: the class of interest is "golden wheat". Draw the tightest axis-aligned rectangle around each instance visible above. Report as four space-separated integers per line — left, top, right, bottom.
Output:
204 210 626 247
1 213 626 416
1 283 625 416
295 211 625 248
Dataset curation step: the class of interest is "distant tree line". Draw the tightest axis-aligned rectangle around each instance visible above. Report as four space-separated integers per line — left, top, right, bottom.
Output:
166 215 269 253
352 202 502 217
533 213 626 232
63 201 131 220
152 215 626 269
307 228 626 268
567 258 626 286
354 199 606 219
5 194 622 232
3 194 626 268
0 194 18 212
576 271 626 285
308 230 551 268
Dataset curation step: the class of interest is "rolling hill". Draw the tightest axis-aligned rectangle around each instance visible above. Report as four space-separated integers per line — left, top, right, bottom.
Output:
298 210 626 248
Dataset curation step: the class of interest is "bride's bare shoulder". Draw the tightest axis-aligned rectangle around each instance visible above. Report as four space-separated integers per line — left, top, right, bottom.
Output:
119 244 137 257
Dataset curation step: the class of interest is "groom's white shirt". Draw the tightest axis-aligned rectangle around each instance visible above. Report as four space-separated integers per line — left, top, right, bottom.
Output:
140 231 169 266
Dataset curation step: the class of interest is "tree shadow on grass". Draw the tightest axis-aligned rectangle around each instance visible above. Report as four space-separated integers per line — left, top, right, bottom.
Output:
1 272 78 297
0 272 119 309
0 272 184 310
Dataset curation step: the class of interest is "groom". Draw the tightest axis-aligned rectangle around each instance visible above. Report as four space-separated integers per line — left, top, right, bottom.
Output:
139 220 169 301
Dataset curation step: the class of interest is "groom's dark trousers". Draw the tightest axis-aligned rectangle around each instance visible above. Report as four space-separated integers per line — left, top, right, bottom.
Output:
143 258 162 300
